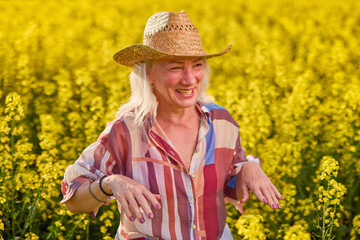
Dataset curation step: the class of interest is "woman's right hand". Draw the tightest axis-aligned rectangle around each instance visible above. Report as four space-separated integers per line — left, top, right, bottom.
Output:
102 174 161 223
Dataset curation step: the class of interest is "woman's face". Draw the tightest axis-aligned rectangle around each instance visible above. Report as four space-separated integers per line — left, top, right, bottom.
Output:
146 58 204 112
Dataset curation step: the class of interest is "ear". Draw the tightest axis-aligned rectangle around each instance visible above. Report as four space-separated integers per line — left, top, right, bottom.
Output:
146 63 154 83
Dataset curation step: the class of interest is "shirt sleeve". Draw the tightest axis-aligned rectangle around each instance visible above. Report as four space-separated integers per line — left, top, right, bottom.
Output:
60 119 127 205
224 134 260 200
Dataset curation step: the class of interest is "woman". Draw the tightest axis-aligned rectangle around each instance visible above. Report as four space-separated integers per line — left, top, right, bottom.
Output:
61 11 283 239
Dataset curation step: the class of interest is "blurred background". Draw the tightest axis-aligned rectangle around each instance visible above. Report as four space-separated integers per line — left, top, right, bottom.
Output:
0 0 359 239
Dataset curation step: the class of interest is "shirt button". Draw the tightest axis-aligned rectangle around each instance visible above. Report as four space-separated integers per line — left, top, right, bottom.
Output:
189 198 194 203
195 148 199 153
192 224 196 229
191 173 196 178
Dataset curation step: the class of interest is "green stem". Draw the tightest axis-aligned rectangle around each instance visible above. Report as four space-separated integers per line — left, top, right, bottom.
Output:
322 178 331 240
328 203 337 239
322 202 327 240
19 188 44 239
10 119 16 240
86 220 89 240
45 215 65 240
64 215 86 239
45 222 54 240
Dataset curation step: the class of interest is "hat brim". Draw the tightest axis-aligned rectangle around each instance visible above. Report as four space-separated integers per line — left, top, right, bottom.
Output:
113 44 232 68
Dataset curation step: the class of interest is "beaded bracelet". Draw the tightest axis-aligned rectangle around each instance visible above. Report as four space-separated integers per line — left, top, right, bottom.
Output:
88 180 103 202
99 175 113 196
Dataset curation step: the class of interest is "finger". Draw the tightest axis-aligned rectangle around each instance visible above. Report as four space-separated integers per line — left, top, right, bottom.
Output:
118 195 135 221
269 185 281 208
142 190 161 210
154 194 162 200
224 197 237 205
270 184 284 200
238 202 244 215
268 187 280 209
224 197 245 215
261 185 278 209
240 185 250 203
134 190 155 220
251 187 267 204
263 181 281 208
263 174 284 201
126 192 145 223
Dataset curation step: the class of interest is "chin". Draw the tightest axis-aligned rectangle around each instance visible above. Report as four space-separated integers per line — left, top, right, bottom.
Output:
177 99 198 108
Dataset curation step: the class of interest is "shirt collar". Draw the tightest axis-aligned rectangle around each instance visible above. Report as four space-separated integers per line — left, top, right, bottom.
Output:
147 101 210 140
195 101 211 120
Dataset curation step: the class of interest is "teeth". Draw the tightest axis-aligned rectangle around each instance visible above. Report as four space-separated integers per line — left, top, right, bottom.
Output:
177 89 192 95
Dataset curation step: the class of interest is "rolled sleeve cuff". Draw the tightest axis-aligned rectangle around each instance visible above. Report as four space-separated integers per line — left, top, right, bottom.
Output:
234 155 260 174
60 176 112 219
60 177 89 204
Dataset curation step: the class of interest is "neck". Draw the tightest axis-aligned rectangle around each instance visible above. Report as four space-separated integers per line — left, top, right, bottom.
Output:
156 104 199 125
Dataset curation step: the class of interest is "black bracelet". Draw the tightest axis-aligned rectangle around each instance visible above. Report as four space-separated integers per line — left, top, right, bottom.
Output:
99 175 113 196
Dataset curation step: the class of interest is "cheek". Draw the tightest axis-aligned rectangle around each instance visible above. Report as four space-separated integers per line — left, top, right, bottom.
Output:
163 74 181 88
196 71 204 84
153 75 178 94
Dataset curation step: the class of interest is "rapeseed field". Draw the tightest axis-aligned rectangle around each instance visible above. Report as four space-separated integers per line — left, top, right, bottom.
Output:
1 0 359 239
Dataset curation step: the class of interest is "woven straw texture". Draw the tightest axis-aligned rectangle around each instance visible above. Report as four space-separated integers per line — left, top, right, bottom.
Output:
113 11 231 67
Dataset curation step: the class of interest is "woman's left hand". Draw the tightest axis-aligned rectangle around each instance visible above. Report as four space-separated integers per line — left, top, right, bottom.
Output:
236 162 284 209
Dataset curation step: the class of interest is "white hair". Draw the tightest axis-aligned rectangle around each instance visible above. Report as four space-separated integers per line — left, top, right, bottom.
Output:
115 59 213 126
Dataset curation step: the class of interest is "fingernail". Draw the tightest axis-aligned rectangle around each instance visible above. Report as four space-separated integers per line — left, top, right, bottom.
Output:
277 203 281 209
263 198 267 203
129 216 135 221
140 217 145 224
280 196 284 200
148 213 154 219
272 204 276 209
156 204 161 209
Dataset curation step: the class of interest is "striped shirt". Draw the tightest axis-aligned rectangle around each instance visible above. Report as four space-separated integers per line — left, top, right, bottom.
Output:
61 101 255 240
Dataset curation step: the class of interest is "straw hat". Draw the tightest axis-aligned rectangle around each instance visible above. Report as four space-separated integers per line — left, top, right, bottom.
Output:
113 11 232 67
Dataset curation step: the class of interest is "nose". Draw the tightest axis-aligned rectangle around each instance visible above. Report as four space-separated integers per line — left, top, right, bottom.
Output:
182 67 197 85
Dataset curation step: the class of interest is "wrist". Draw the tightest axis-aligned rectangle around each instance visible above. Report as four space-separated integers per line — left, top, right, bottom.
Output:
241 161 259 171
235 156 260 174
88 179 108 203
99 175 113 196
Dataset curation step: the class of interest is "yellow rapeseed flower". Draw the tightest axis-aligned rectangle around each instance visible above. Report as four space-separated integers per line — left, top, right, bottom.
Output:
0 220 4 231
284 223 310 240
1 0 360 239
236 214 268 240
24 233 39 240
353 215 360 235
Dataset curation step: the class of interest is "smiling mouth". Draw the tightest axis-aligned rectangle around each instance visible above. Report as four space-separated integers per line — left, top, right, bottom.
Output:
176 89 193 95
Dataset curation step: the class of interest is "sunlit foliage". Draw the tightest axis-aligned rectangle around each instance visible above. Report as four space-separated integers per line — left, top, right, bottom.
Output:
0 0 359 239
